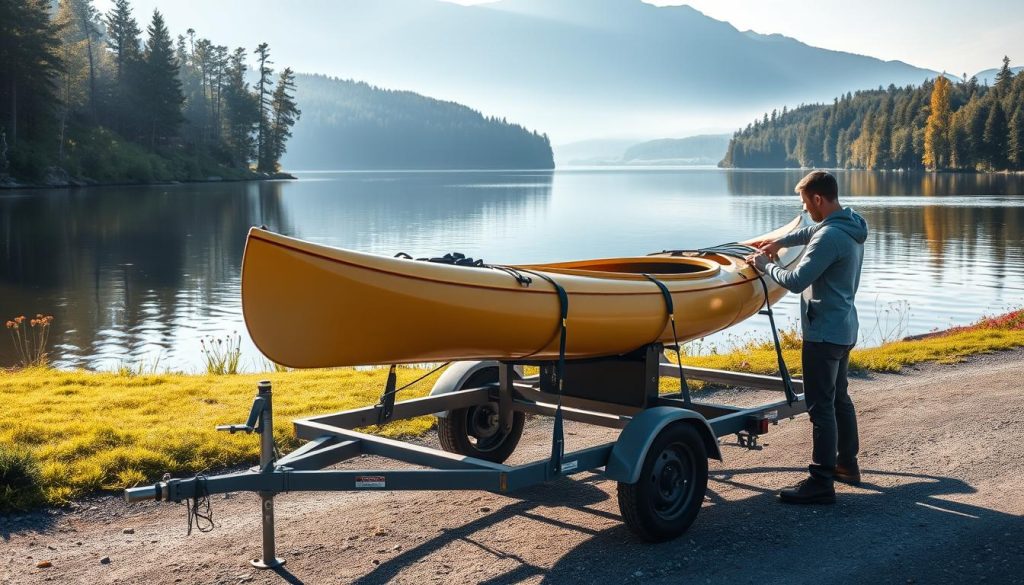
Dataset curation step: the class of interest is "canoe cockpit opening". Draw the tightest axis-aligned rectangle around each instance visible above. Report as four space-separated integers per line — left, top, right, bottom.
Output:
524 257 721 279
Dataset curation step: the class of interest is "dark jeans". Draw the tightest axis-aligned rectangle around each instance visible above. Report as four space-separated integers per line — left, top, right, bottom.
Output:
802 341 859 484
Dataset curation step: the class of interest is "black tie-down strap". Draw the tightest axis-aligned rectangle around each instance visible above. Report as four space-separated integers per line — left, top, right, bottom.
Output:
669 243 798 406
395 252 533 287
752 271 798 406
518 269 569 477
642 274 692 406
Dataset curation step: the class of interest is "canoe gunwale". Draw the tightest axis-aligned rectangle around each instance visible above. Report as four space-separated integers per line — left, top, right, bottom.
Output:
245 228 802 297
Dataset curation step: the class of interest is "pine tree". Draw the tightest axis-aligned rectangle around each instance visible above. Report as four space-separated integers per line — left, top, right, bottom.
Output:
104 0 142 134
948 109 969 169
222 47 258 167
254 43 274 172
995 56 1014 95
1008 106 1024 169
923 76 951 169
140 9 184 147
871 111 891 169
105 0 141 84
55 0 104 121
267 67 300 170
0 0 62 152
983 100 1008 170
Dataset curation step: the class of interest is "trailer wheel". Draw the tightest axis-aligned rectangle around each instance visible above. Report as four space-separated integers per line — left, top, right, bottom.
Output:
617 422 708 542
437 368 524 463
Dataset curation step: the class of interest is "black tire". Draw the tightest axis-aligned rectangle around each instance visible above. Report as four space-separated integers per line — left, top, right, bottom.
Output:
437 368 525 463
617 422 709 542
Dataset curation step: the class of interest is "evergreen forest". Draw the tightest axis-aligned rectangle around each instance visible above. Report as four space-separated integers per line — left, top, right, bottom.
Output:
0 0 299 183
721 57 1024 171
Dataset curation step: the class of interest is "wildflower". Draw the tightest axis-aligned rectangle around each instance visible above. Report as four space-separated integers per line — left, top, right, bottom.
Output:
5 321 14 329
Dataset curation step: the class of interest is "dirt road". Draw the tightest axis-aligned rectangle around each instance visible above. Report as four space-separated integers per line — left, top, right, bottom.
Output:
3 349 1023 584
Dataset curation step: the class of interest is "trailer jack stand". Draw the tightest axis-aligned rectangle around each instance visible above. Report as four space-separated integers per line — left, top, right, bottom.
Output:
217 380 285 570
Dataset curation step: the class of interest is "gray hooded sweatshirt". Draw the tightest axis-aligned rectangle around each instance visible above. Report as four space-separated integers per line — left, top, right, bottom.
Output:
765 207 868 346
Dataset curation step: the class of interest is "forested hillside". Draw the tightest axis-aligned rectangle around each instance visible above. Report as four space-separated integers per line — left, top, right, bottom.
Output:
721 58 1024 171
0 0 298 184
283 74 554 170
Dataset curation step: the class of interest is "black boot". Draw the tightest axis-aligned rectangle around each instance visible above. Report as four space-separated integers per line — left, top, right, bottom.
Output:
779 476 835 504
834 462 862 486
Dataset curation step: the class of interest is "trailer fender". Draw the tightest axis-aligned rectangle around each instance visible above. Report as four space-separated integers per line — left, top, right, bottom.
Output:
429 361 501 418
605 407 721 484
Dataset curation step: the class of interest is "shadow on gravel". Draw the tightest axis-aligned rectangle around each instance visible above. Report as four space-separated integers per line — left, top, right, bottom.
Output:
347 475 614 585
544 467 1023 585
0 511 58 542
306 465 1021 585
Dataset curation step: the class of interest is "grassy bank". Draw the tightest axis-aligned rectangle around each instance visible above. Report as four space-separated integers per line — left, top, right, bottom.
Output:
1 309 1022 512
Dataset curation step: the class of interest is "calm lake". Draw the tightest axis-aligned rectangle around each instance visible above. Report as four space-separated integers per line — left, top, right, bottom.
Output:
2 169 1023 372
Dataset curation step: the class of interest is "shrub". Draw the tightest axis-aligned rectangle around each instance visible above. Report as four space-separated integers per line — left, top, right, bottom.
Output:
0 445 45 513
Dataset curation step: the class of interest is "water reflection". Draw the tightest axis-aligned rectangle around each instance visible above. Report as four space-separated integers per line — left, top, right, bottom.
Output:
1 182 287 368
725 169 1024 198
1 169 1021 371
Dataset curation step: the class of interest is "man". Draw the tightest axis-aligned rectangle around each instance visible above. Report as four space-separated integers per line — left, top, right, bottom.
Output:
746 170 868 505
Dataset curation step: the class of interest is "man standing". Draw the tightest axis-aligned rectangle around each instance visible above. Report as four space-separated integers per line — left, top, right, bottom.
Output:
747 170 868 504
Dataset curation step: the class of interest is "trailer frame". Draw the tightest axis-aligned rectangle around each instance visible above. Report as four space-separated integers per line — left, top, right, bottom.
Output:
125 341 806 570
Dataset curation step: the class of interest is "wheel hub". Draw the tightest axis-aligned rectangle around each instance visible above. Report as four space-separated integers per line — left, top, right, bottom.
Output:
650 445 694 518
468 404 501 440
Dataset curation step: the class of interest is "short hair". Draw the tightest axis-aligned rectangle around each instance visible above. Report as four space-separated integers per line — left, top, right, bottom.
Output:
795 171 838 202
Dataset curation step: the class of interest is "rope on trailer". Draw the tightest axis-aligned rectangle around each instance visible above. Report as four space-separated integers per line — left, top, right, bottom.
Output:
518 268 570 476
378 361 452 400
642 273 692 406
376 361 452 425
184 472 214 535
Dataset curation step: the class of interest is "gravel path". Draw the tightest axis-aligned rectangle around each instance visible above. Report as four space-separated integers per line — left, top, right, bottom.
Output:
2 349 1023 584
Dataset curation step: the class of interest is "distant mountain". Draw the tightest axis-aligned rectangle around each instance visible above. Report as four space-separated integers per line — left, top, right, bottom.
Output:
557 134 731 166
282 74 554 170
552 138 639 166
973 66 1024 86
621 135 732 165
211 0 941 143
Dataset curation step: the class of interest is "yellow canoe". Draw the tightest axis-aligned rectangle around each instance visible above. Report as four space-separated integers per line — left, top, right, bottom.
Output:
241 216 808 368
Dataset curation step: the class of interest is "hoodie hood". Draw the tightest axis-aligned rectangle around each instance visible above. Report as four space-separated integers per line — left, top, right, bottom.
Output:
820 207 868 244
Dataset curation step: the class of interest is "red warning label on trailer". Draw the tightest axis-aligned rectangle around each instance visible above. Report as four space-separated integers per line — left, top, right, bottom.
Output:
355 475 386 488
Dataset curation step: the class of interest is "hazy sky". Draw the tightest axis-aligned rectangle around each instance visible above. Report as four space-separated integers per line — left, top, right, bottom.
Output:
92 0 1021 76
449 0 1023 76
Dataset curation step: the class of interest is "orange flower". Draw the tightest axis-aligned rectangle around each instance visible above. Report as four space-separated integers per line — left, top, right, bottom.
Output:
5 320 14 329
14 315 25 324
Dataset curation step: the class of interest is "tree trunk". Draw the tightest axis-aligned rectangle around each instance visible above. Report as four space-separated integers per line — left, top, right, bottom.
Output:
10 78 17 147
87 34 96 121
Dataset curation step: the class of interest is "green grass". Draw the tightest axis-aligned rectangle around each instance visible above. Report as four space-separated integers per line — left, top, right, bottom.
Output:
1 309 1022 511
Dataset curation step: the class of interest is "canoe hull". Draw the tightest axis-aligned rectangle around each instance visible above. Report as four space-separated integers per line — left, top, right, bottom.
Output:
241 217 807 368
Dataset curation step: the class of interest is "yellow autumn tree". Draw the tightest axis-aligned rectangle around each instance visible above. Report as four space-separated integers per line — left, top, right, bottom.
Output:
923 76 952 170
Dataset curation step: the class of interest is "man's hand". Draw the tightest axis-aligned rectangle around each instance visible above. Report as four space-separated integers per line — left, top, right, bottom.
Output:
750 239 782 260
745 251 771 272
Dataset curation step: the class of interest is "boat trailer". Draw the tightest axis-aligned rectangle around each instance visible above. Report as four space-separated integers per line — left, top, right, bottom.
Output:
125 342 807 570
